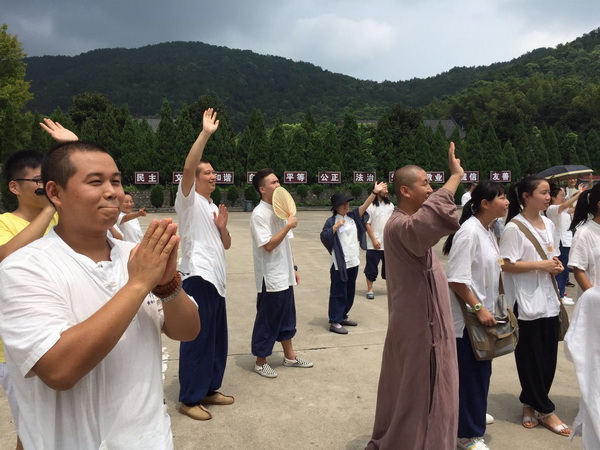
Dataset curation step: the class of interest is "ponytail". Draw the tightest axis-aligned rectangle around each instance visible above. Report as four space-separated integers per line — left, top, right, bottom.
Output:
569 183 600 232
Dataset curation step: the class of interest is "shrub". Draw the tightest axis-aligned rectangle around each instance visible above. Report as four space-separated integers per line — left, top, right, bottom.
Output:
211 186 222 205
244 184 259 205
150 185 164 208
350 184 363 199
227 185 239 206
296 184 309 201
311 184 324 198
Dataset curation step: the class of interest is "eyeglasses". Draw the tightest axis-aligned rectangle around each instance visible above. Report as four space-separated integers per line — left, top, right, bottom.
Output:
13 178 43 186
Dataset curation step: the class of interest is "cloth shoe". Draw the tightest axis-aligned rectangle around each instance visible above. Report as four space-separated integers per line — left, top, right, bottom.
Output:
283 356 314 368
254 363 277 378
562 296 575 306
457 437 489 450
340 319 357 326
200 392 235 405
179 403 212 421
366 292 375 300
485 413 494 425
330 323 348 334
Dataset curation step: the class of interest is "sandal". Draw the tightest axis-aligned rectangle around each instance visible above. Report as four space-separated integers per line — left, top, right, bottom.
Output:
522 404 538 429
537 412 571 437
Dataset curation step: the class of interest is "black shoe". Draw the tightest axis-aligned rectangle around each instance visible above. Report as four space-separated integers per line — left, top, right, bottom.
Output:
340 319 358 326
566 282 575 287
330 323 348 334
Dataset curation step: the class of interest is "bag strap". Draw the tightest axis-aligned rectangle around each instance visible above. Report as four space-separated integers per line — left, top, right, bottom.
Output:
511 219 561 301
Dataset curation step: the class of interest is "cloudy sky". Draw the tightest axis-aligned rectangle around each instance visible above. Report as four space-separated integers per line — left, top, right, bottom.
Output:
3 0 599 82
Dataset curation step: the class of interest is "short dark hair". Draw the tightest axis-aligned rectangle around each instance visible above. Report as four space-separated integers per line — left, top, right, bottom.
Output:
195 160 212 178
124 191 133 197
252 168 275 193
42 141 108 188
3 150 44 186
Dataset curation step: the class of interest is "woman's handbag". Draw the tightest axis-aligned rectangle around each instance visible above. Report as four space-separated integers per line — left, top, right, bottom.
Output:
456 280 519 361
512 220 570 341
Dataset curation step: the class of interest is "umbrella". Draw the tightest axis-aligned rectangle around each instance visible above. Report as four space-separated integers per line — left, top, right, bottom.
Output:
536 165 593 182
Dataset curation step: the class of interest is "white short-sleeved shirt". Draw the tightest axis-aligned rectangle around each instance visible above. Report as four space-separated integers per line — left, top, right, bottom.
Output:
499 215 561 321
545 204 573 247
0 230 173 450
568 220 600 291
365 202 394 250
446 216 503 337
461 192 472 207
250 200 295 293
332 214 360 270
175 182 227 297
117 212 143 243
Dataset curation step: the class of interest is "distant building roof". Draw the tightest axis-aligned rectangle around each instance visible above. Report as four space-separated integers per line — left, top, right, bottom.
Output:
423 119 466 139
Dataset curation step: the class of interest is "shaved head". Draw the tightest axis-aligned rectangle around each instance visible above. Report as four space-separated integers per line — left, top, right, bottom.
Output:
393 165 423 197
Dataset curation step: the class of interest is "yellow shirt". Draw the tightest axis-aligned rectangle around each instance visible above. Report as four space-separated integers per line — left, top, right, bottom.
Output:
0 211 58 362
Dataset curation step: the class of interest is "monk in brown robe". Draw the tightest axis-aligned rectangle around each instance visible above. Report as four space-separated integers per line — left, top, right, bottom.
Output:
367 142 464 449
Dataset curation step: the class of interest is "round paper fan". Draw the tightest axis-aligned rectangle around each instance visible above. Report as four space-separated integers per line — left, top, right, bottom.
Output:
272 186 297 219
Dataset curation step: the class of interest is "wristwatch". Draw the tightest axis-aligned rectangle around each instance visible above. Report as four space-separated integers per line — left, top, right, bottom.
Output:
470 302 483 313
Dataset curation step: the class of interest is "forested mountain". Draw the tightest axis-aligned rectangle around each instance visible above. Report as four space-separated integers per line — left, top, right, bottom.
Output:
24 41 487 129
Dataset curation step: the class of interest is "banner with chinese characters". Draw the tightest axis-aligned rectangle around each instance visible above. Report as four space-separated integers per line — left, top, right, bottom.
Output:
215 172 234 184
461 171 479 183
135 171 159 184
388 171 395 183
489 171 512 183
318 171 342 184
283 171 308 184
427 172 445 184
353 171 376 183
247 172 256 184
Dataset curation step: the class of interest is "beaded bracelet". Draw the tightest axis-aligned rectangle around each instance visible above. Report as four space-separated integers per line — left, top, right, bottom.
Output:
152 271 182 303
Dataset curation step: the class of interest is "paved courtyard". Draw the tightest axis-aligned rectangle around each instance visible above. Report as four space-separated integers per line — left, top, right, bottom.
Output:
0 210 582 449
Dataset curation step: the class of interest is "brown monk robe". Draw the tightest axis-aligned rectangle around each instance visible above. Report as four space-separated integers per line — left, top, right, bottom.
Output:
367 143 463 450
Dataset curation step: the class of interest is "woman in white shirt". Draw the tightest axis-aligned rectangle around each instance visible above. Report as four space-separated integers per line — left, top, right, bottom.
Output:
443 181 509 450
545 184 583 304
500 176 570 437
568 182 600 292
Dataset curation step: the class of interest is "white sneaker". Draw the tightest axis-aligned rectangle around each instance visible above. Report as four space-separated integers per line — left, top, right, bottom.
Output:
283 356 314 368
254 363 277 378
457 437 489 450
562 296 575 306
486 413 494 424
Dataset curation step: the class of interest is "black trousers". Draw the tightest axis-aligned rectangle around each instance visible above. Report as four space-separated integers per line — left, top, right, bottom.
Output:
514 313 560 414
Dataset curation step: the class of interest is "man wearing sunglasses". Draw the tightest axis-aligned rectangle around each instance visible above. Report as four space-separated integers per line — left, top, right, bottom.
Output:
0 150 58 450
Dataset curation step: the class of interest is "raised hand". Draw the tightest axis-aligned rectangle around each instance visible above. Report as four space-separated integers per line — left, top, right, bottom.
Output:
202 108 220 135
39 118 79 142
213 204 229 231
138 207 148 217
448 142 464 178
373 181 387 195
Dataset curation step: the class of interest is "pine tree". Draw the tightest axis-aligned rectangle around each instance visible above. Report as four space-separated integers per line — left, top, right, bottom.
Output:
586 129 600 173
541 125 562 166
339 112 362 181
482 123 505 176
503 140 521 181
372 115 396 176
576 132 592 167
240 109 269 171
560 133 579 165
155 99 178 183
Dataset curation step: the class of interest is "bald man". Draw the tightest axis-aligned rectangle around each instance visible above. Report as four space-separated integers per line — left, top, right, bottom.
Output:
367 143 464 450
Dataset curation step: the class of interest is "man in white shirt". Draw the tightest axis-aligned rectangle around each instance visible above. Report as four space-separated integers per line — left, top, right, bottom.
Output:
0 140 200 449
250 168 314 378
175 108 234 421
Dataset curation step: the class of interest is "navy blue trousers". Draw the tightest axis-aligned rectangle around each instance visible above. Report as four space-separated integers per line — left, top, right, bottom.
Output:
364 250 386 282
456 328 492 438
179 276 228 405
251 283 297 358
328 265 359 323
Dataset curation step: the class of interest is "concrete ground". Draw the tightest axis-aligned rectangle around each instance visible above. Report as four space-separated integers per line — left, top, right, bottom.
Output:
0 210 582 449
